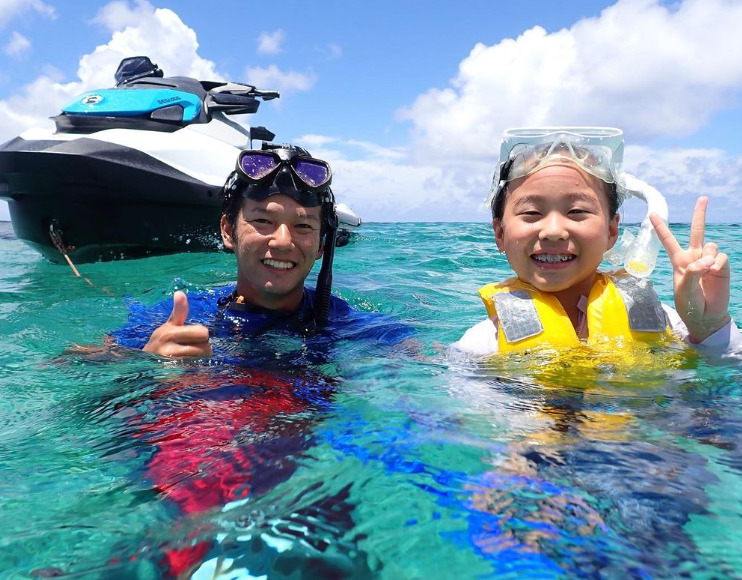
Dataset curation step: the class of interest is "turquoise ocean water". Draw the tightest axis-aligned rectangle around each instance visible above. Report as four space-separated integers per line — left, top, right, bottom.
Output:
1 219 741 579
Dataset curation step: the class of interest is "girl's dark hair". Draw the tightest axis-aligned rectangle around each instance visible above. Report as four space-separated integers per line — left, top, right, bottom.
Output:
491 161 619 220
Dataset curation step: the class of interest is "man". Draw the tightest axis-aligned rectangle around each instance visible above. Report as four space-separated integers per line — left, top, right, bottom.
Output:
108 144 413 577
127 144 408 358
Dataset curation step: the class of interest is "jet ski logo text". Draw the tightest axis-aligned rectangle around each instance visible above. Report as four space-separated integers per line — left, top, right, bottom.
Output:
82 95 103 105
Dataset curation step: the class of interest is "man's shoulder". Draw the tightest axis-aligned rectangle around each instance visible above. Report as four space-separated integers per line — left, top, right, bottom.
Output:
327 292 354 314
314 290 415 345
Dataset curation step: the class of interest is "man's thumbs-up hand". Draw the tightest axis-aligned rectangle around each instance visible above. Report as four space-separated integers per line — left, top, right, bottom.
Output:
143 291 213 358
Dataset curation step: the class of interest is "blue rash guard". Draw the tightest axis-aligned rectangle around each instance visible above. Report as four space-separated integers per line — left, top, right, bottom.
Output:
107 286 415 577
111 285 415 366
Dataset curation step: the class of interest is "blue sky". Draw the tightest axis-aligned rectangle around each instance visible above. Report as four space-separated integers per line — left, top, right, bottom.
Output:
1 0 742 223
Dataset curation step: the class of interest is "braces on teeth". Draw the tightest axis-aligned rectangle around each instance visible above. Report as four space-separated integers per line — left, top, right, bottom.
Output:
534 255 574 263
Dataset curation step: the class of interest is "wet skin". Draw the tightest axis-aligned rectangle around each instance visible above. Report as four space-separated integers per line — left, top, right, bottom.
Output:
220 194 323 311
493 160 619 327
143 195 323 358
650 196 731 343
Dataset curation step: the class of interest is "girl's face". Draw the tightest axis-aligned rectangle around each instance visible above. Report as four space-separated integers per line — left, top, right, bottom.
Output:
493 160 620 306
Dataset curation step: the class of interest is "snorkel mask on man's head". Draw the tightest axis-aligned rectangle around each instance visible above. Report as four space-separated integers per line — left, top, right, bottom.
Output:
233 145 333 206
223 144 333 216
488 127 669 278
221 143 339 327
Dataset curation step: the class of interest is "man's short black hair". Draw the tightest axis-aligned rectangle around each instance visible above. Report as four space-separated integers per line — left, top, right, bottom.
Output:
219 180 329 246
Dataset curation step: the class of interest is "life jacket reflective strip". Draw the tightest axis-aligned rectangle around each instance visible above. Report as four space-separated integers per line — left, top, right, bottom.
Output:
478 273 675 353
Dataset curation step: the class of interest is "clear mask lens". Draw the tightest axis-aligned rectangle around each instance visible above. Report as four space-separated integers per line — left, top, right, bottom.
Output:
507 137 617 184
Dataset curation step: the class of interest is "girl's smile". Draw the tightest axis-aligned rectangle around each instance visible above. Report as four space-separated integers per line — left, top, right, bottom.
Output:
493 161 620 314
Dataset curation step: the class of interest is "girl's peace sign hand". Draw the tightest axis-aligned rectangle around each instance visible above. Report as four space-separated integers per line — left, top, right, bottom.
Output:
649 196 731 343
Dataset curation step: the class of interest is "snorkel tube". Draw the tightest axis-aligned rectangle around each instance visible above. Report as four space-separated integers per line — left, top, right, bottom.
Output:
314 192 338 327
605 174 669 278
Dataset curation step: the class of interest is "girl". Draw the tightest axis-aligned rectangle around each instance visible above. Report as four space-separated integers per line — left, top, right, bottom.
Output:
453 127 740 356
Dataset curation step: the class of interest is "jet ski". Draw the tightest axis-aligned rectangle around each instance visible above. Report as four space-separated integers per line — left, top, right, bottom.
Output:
0 56 362 263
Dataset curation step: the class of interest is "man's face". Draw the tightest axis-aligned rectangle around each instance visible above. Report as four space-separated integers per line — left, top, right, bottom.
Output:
220 194 323 311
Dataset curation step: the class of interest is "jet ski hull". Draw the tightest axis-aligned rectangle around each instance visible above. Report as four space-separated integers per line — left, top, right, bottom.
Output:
0 135 363 263
0 136 223 263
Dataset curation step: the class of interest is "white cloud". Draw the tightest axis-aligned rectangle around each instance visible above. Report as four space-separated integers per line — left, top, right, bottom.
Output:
0 71 75 138
294 136 492 222
363 0 742 222
400 0 742 163
299 0 742 223
290 137 742 223
622 145 742 223
257 29 285 55
301 134 406 161
90 0 153 31
2 0 741 225
245 65 315 94
82 3 222 85
0 0 55 28
3 30 29 57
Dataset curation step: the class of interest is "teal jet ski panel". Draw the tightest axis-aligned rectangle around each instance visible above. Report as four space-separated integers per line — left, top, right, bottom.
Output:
63 88 202 122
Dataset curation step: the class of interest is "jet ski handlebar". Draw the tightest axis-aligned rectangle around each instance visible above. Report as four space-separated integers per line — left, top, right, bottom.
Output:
209 82 280 101
205 83 280 116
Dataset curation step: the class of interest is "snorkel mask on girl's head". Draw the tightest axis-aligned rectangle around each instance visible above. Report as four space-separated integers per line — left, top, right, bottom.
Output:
494 127 624 188
488 126 669 279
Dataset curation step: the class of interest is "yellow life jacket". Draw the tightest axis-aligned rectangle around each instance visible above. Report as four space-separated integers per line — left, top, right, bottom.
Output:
478 272 676 354
478 274 693 445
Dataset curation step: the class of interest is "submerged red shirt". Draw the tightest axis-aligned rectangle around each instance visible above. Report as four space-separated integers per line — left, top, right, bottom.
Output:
113 286 414 576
